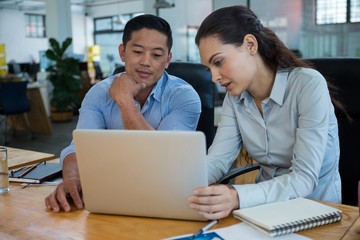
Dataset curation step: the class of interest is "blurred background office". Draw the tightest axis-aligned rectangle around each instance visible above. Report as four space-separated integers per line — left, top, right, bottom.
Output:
0 0 359 78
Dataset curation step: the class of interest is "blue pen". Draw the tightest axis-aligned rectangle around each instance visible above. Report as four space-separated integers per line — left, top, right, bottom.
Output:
191 220 218 239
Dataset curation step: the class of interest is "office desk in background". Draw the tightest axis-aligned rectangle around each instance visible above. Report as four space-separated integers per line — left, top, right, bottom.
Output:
8 82 52 135
0 182 359 240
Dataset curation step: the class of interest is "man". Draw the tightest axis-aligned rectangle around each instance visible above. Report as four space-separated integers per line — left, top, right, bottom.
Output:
45 14 201 212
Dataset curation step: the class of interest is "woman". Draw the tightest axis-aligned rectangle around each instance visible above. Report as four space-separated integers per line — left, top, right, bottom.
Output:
188 5 341 220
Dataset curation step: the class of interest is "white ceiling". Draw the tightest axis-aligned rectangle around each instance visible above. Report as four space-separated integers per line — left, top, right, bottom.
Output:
0 0 140 11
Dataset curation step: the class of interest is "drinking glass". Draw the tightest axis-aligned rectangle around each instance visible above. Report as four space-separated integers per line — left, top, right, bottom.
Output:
0 146 9 194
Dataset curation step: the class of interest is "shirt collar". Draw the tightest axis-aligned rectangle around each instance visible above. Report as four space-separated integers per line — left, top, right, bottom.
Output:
269 71 288 106
238 70 288 106
148 72 166 103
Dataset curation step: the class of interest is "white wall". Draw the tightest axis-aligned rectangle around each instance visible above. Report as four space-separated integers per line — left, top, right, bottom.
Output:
0 9 48 63
71 5 88 60
0 5 89 64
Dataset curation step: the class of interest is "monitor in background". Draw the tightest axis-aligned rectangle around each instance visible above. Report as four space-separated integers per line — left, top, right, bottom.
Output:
8 62 21 75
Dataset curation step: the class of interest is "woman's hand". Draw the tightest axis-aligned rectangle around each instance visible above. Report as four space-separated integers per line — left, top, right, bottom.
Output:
188 184 240 220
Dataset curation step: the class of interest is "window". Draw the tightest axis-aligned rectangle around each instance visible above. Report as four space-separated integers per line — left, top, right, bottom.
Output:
25 14 46 38
316 0 360 24
350 0 360 22
93 13 143 76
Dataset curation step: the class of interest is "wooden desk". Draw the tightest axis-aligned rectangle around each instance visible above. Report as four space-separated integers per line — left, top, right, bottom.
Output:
343 217 360 240
0 183 358 240
4 147 55 170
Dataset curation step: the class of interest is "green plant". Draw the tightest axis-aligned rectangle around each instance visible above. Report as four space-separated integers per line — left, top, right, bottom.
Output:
46 37 82 112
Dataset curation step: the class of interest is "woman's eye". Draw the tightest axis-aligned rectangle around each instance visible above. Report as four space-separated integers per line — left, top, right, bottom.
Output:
214 59 222 66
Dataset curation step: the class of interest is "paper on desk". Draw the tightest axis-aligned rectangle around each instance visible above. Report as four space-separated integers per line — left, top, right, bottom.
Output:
165 222 312 240
20 177 63 187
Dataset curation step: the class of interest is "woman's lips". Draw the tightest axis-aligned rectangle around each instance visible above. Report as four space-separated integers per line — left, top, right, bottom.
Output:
222 82 231 91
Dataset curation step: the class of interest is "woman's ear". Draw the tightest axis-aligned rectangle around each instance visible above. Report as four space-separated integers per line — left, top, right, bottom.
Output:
243 34 258 55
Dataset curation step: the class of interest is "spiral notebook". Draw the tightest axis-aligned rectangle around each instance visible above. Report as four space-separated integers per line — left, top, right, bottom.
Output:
233 197 342 237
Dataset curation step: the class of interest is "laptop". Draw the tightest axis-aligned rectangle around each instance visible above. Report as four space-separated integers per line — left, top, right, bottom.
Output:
73 129 208 221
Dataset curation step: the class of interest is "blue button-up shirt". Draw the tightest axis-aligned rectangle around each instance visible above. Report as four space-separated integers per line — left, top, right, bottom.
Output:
60 71 201 162
207 68 341 208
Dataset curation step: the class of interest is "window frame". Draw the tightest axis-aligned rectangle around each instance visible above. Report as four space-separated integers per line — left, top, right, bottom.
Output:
25 13 46 38
316 0 360 25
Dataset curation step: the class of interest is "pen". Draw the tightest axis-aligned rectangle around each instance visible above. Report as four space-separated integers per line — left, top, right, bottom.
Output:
191 220 218 239
18 161 43 178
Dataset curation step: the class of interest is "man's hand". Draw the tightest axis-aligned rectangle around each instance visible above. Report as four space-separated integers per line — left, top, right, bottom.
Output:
45 153 83 212
188 184 239 220
109 73 146 105
45 177 83 212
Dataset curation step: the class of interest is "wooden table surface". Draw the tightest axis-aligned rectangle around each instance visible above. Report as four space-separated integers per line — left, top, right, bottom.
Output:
3 147 56 170
0 183 359 240
342 216 360 240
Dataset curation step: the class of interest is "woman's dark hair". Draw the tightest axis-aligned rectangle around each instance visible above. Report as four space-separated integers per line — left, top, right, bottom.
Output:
195 5 308 72
196 5 349 120
122 14 173 52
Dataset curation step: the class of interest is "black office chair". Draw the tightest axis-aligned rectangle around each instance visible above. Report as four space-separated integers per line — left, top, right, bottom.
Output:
305 58 360 206
93 61 104 80
0 81 31 145
166 62 216 149
113 62 216 149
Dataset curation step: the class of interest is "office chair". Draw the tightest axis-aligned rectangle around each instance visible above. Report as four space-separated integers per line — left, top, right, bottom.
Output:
113 62 216 149
166 62 216 149
93 61 104 80
0 81 31 145
305 57 360 206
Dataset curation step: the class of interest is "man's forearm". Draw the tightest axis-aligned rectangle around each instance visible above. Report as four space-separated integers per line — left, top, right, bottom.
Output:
62 153 80 179
118 98 154 130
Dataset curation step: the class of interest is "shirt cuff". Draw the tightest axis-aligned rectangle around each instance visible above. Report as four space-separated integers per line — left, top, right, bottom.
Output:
59 143 76 166
233 184 267 208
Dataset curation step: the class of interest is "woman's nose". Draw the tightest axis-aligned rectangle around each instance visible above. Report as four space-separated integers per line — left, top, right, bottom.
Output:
211 69 221 83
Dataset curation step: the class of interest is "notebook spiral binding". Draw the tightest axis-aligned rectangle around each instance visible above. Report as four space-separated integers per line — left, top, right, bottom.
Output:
271 211 342 236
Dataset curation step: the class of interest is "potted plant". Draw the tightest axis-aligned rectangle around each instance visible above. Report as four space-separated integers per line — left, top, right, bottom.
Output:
45 37 82 122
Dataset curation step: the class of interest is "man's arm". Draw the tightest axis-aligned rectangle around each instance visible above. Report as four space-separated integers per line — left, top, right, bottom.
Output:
109 73 153 130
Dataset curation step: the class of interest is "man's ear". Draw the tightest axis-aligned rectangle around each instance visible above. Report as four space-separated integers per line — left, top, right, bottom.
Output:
243 34 258 55
118 43 125 62
165 52 172 69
